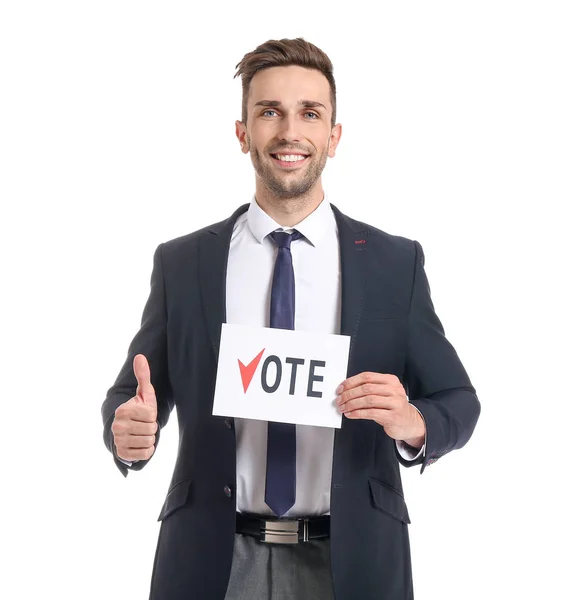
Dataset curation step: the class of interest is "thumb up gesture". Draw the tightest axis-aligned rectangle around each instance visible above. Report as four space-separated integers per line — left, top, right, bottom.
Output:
112 354 158 462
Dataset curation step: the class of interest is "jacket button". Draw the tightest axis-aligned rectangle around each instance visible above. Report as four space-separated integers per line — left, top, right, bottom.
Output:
224 485 233 498
224 418 233 430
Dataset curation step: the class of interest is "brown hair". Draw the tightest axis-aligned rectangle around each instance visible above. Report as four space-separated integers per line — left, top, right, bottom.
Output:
234 37 337 127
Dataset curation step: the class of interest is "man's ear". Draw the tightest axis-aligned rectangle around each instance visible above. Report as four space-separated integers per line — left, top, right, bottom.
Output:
235 120 249 153
328 123 342 158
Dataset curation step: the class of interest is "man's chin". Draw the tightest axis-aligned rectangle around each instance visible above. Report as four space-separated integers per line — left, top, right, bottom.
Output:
253 159 320 198
266 181 315 199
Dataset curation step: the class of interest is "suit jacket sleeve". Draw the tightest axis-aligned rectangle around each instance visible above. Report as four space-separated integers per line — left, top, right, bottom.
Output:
397 240 481 473
100 243 174 477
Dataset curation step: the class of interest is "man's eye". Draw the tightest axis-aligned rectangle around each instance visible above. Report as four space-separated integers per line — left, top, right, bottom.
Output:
262 110 277 117
304 112 319 119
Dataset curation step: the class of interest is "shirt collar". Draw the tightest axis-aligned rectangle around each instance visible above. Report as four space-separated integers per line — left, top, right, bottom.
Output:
247 194 335 248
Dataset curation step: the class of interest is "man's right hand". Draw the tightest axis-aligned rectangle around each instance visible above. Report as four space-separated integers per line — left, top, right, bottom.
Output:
112 354 158 462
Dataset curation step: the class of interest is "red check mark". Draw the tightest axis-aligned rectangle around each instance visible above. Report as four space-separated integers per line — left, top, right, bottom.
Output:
238 348 265 393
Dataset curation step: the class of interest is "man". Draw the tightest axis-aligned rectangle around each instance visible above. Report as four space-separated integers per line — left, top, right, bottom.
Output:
101 38 480 600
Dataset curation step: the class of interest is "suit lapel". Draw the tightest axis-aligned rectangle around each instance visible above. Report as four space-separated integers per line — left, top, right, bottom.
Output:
199 204 250 363
331 204 370 373
199 202 370 370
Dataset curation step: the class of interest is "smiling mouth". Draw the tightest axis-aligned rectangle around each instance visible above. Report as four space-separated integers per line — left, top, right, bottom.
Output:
270 153 310 167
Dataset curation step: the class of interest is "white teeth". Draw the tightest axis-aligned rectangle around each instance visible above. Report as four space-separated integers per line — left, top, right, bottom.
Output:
274 154 307 162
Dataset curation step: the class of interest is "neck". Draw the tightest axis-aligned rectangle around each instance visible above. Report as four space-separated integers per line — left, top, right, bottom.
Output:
254 181 325 227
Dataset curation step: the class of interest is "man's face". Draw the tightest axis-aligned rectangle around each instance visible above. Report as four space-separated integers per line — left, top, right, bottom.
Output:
236 65 341 199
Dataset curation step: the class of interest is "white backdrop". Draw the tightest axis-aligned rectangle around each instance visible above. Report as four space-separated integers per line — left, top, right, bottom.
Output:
1 1 576 599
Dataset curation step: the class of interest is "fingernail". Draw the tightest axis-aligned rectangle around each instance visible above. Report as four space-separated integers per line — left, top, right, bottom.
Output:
336 385 344 394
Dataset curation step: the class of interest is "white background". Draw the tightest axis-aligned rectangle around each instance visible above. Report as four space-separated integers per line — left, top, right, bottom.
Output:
1 1 576 599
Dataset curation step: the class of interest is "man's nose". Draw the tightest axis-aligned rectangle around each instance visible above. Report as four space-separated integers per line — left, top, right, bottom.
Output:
276 114 301 143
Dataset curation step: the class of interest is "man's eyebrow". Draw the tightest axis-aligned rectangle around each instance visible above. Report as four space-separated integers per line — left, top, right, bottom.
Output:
253 100 327 110
254 100 281 108
300 100 327 110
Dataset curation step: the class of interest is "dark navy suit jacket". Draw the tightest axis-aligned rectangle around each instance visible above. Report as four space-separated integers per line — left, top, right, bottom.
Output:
101 203 480 600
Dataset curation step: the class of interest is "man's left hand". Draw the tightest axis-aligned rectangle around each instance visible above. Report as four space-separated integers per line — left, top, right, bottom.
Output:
336 372 425 448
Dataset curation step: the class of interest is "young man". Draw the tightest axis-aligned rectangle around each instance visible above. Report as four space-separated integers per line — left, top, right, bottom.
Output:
102 38 480 600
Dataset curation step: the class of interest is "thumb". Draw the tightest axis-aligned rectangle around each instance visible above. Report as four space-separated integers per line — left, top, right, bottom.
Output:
133 354 156 406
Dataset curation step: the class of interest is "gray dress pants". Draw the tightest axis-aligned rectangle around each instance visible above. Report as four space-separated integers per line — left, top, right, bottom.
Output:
223 532 335 600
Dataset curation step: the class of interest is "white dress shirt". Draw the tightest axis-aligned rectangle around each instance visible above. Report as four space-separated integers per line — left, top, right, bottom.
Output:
119 196 424 514
226 196 423 517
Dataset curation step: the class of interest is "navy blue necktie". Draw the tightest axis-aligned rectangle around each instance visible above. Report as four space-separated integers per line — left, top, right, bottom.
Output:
265 229 303 516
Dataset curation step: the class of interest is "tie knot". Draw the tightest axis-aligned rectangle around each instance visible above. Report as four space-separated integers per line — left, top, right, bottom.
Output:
270 230 303 250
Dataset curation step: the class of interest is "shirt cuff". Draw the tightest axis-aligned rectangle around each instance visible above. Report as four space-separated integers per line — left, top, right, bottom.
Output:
396 439 425 461
396 405 427 461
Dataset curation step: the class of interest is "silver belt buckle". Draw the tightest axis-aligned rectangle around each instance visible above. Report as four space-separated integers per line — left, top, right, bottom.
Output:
261 519 299 544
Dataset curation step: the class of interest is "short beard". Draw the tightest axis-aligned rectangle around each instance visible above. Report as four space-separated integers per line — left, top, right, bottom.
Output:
247 136 328 200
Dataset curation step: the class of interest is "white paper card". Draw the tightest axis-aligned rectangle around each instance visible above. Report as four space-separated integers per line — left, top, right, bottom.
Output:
212 323 351 428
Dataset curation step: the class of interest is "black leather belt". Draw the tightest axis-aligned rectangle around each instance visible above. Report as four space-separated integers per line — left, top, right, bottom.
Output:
236 513 330 544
